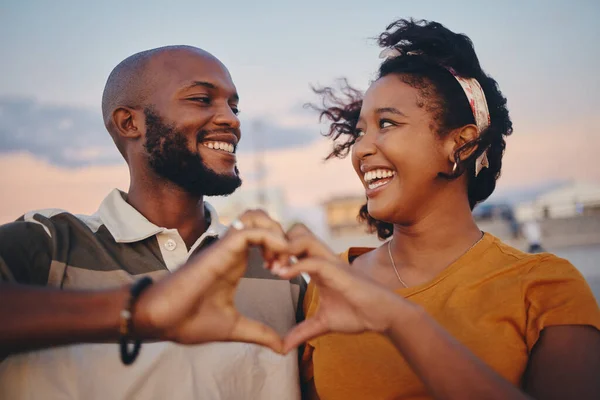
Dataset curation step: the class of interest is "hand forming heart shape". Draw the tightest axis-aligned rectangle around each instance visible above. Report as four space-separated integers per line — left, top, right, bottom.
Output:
132 209 407 354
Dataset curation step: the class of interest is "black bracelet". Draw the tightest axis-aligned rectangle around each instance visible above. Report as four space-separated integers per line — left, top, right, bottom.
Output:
119 276 153 365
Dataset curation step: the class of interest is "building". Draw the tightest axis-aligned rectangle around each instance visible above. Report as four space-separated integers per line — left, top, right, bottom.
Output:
320 181 600 253
513 182 600 248
322 194 520 243
322 195 382 252
323 195 367 238
515 181 600 221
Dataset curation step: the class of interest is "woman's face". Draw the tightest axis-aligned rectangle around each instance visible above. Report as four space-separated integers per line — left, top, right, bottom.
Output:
352 74 453 224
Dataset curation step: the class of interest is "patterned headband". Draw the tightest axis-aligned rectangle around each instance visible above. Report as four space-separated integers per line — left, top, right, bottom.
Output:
379 47 490 176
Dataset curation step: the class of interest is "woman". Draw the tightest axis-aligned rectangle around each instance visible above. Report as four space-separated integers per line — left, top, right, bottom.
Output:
277 19 600 399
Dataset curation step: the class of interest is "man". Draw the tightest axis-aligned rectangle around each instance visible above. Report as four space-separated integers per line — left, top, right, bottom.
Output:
0 46 305 399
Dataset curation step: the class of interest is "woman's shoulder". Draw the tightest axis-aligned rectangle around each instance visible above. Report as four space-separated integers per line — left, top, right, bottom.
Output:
339 246 377 264
483 234 582 277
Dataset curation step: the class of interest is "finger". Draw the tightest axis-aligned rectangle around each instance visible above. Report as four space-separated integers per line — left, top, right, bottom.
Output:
282 317 328 353
237 209 286 235
185 228 290 283
286 224 337 261
235 227 292 274
229 316 284 354
288 234 338 262
286 222 313 240
227 227 290 258
237 209 287 262
276 258 355 292
274 257 331 281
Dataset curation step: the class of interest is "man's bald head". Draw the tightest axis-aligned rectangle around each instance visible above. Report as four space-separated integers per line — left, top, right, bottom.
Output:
100 45 242 196
101 45 222 154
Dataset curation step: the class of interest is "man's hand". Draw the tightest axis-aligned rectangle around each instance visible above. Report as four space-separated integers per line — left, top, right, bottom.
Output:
134 210 290 353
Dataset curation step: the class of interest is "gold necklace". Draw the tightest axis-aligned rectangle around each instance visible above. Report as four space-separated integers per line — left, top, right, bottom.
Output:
387 233 485 289
387 240 408 288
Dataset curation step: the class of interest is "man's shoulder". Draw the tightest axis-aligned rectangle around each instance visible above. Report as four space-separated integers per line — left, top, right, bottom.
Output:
3 208 72 239
0 209 85 285
21 207 72 222
13 208 104 237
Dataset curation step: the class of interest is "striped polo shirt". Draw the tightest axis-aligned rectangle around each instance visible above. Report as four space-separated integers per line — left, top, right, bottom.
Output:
0 189 305 400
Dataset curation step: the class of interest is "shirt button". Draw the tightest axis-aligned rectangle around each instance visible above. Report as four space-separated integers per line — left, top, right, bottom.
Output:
164 239 177 251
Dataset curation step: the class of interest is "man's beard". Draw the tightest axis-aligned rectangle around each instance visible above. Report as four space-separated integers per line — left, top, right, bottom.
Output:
144 109 242 197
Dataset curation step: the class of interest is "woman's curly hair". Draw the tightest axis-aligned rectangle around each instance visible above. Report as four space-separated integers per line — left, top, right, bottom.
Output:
313 19 513 240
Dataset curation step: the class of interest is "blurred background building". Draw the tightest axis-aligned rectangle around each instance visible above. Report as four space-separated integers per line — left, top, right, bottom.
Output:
320 181 600 251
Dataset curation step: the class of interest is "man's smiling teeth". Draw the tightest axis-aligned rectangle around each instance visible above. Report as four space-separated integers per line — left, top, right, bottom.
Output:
364 169 396 190
203 141 235 153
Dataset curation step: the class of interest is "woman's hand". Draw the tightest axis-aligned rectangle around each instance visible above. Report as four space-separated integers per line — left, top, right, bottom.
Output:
276 224 417 353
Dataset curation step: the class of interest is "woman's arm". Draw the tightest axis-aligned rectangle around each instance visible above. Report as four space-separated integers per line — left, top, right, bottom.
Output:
280 224 600 400
524 325 600 399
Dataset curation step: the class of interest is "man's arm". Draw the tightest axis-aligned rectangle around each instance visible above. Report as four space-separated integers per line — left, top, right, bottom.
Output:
0 218 122 356
0 283 128 356
0 218 119 356
1 210 292 356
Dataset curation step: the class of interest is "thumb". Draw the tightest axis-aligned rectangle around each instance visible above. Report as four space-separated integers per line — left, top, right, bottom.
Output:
229 316 285 354
282 316 328 354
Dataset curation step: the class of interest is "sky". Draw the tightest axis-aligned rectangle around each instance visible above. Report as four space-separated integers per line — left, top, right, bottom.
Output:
1 0 599 227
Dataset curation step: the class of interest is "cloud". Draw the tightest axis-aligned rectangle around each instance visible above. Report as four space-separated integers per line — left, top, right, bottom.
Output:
0 152 130 223
0 97 120 167
0 97 320 167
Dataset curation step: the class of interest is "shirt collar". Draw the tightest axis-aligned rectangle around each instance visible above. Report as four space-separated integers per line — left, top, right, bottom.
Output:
95 189 226 244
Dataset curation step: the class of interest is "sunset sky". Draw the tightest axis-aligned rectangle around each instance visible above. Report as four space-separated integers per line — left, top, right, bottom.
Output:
1 0 599 227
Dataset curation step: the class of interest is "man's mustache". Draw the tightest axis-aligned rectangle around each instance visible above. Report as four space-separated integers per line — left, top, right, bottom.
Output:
197 128 239 141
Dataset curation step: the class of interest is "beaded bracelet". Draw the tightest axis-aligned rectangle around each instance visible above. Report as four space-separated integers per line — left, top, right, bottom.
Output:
120 276 153 365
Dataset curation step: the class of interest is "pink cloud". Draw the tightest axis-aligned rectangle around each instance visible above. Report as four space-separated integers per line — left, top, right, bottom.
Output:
0 153 129 223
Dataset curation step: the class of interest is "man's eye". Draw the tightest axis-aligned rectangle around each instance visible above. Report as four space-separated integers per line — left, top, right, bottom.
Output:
355 129 365 138
231 106 240 115
189 97 211 104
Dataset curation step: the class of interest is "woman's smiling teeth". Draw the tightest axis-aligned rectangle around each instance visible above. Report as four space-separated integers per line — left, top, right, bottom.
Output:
364 168 396 190
202 141 235 154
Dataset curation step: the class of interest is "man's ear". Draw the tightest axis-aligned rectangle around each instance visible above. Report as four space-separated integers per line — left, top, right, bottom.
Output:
444 124 479 163
111 107 145 141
